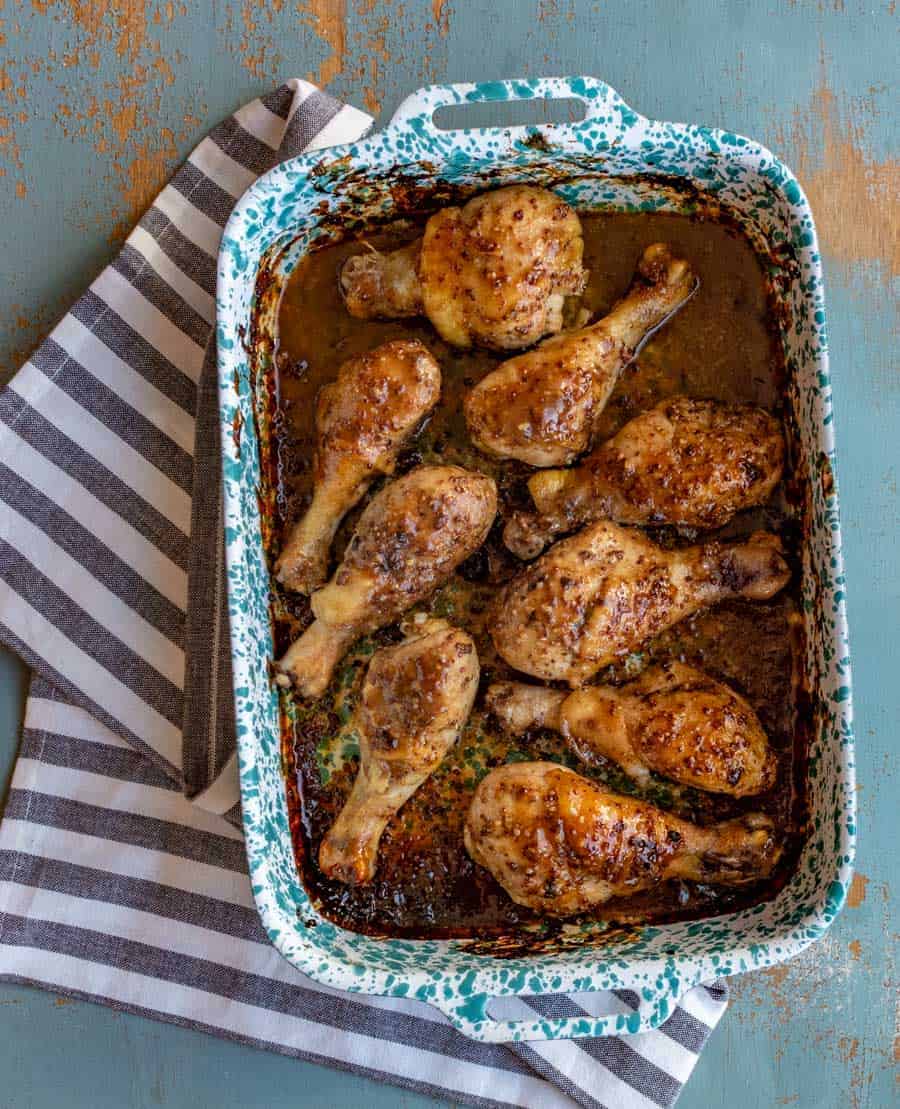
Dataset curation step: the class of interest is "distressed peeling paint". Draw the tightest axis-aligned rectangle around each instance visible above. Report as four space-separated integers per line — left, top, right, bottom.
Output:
301 0 347 87
347 0 397 115
846 871 869 908
770 48 899 284
233 0 288 82
431 0 450 35
41 0 149 62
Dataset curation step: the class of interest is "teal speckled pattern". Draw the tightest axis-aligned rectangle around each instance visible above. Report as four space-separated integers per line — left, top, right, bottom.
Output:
215 77 854 1044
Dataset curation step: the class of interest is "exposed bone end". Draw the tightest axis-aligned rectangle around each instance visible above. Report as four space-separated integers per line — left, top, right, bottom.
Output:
716 531 791 601
319 816 379 886
485 681 566 734
275 542 329 595
636 242 697 303
528 466 573 513
694 812 783 884
398 612 451 639
276 619 352 700
503 511 556 560
339 239 423 319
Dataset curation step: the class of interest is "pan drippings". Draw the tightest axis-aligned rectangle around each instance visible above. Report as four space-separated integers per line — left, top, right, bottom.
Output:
269 210 806 942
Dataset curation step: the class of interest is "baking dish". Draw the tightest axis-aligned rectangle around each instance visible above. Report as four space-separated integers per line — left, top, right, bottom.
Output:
216 76 855 1043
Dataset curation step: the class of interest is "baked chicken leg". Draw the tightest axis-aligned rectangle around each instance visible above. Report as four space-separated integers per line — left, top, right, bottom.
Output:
491 521 790 685
277 465 496 697
504 396 785 559
465 243 696 466
486 661 777 797
276 340 441 593
464 761 781 915
340 185 587 350
319 619 479 885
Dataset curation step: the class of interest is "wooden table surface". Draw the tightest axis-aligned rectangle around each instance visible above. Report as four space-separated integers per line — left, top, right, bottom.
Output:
0 2 896 1107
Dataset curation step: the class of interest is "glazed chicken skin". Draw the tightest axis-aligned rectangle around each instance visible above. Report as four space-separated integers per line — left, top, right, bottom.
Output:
464 762 782 916
319 619 479 885
491 521 790 685
276 340 441 593
504 396 785 559
340 185 587 350
465 243 696 467
277 465 497 697
486 661 777 797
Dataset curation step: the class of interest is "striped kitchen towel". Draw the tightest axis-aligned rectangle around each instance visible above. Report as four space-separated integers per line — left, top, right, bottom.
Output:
0 79 728 1108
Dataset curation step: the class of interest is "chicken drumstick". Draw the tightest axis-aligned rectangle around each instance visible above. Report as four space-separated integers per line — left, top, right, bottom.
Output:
465 761 781 916
504 396 784 559
465 243 696 466
277 465 496 697
320 618 479 885
276 339 441 593
491 521 790 685
486 661 777 797
340 185 587 350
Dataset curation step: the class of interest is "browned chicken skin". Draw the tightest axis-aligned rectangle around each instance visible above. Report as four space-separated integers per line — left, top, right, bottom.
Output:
491 521 790 685
340 185 587 350
504 396 785 559
319 618 479 885
275 340 441 593
464 761 782 916
464 243 697 466
486 661 777 797
277 465 497 697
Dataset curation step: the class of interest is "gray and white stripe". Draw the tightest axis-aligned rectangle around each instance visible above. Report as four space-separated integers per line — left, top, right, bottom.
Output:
0 79 727 1107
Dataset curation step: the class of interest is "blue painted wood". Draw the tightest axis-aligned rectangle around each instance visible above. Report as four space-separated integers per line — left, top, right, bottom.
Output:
0 1 895 1105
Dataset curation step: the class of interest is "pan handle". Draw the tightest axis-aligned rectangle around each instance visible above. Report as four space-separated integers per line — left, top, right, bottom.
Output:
425 977 691 1043
385 76 647 143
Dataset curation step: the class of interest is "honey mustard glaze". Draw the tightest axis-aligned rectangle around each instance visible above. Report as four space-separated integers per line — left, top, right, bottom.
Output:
267 209 807 941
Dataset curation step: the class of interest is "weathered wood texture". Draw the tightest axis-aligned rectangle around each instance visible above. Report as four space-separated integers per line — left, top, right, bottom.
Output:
0 2 896 1107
